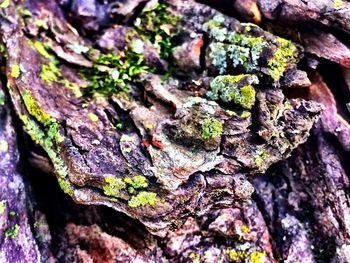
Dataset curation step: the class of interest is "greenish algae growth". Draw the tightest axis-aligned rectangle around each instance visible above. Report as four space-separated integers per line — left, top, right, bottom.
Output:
0 90 5 106
208 75 258 109
0 0 10 9
103 176 126 198
0 201 5 214
10 64 20 78
5 224 20 239
128 191 157 208
268 37 297 81
201 117 223 140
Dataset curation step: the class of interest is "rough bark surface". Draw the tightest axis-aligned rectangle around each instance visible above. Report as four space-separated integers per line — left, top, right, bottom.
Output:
0 0 349 262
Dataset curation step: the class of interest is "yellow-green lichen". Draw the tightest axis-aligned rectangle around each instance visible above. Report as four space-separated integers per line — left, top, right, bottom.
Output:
22 91 52 124
5 224 20 239
201 117 223 140
88 112 99 122
0 140 8 151
34 41 51 59
226 248 246 261
41 62 60 85
189 252 201 263
0 200 5 214
103 176 126 198
208 75 258 109
254 148 268 168
204 14 266 74
20 92 70 195
241 111 251 118
57 177 74 196
268 37 297 82
334 0 343 8
128 191 157 208
10 64 20 78
124 175 148 193
241 224 250 234
250 251 267 263
0 0 10 9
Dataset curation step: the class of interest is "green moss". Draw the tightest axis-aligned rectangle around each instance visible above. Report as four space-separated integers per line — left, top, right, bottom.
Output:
128 191 157 208
268 37 297 81
208 75 258 109
0 200 5 214
10 64 20 78
0 90 5 106
135 0 181 60
0 0 10 9
81 52 148 96
80 1 180 97
5 224 20 239
201 117 223 140
103 176 126 198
